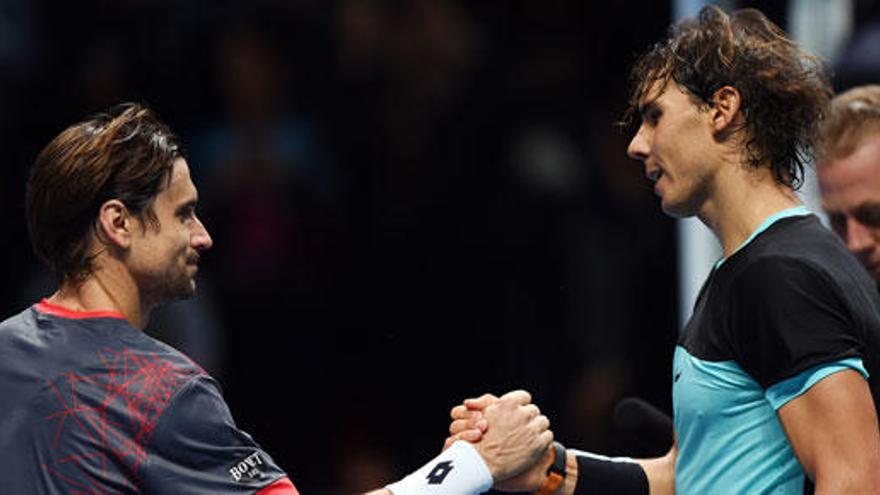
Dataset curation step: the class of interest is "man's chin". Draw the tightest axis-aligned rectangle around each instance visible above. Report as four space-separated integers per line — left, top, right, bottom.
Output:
156 282 197 306
659 194 703 219
177 280 197 300
661 202 691 219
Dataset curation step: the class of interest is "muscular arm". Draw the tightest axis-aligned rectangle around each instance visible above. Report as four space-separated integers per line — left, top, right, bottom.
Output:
778 369 880 494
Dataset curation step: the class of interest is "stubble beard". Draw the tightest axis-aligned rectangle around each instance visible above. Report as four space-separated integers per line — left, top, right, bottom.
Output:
141 258 197 309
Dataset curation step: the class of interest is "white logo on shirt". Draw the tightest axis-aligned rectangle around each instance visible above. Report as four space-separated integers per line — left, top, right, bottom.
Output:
229 451 266 482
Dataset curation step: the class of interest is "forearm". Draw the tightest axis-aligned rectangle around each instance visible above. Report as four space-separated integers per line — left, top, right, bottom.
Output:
636 454 675 495
378 441 493 495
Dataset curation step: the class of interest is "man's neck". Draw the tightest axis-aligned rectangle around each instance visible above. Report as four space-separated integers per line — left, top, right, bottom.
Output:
51 267 149 329
698 162 802 258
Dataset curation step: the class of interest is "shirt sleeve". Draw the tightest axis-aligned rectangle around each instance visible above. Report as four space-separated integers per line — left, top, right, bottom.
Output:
765 357 869 409
141 374 297 494
728 256 866 389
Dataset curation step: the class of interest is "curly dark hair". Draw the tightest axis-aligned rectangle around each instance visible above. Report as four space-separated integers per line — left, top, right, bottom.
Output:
623 5 831 189
27 103 183 283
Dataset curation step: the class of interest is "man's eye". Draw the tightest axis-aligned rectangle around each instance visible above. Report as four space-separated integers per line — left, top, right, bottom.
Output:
178 207 195 220
856 207 880 227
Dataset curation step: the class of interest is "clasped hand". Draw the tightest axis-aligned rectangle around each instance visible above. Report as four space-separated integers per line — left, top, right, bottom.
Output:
445 390 555 492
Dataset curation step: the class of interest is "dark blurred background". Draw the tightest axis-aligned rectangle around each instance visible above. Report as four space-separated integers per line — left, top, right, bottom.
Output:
1 1 878 493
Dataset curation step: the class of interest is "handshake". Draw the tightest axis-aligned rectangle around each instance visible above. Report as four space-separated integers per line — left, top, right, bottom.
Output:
441 390 564 493
379 389 562 495
380 391 657 495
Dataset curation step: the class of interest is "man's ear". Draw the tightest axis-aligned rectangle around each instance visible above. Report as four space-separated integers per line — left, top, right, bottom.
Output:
95 199 134 249
710 85 743 134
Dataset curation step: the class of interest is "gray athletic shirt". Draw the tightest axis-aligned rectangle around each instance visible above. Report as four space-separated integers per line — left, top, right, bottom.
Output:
0 301 298 494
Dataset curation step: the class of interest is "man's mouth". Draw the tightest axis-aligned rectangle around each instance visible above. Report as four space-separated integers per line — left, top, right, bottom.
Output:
647 168 665 197
646 168 663 183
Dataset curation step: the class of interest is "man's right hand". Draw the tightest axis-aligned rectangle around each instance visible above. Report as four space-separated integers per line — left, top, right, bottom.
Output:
445 390 553 485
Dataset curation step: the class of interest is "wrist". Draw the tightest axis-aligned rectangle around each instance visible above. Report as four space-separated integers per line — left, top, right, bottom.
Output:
571 450 648 495
561 450 578 495
385 441 493 495
535 442 568 495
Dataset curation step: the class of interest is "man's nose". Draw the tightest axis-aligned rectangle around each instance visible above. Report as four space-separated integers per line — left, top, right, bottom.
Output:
192 216 213 251
627 124 650 162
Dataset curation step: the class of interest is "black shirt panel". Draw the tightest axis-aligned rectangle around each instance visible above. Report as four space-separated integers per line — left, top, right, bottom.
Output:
728 255 863 387
680 215 880 393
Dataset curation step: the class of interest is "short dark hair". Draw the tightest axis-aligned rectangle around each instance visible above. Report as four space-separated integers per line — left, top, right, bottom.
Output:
817 85 880 162
27 103 182 283
624 5 831 189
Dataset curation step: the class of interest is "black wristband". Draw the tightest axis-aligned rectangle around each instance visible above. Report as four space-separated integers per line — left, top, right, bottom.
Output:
548 441 566 478
536 441 567 495
573 454 649 495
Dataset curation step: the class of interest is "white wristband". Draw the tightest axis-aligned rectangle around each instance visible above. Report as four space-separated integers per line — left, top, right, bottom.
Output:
385 441 493 495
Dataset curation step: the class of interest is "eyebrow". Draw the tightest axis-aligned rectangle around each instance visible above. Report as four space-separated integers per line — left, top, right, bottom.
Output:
175 198 198 213
824 202 880 223
854 201 880 215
